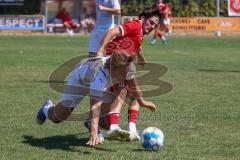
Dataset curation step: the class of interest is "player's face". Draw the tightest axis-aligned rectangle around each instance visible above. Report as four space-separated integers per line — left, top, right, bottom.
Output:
142 16 159 35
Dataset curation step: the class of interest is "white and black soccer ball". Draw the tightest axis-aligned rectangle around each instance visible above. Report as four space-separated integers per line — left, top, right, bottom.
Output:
140 127 164 151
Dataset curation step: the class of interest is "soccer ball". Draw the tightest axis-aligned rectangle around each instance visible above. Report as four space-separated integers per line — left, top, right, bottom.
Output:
140 127 164 151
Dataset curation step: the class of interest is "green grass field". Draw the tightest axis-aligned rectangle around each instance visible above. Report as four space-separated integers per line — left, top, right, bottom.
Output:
0 35 240 160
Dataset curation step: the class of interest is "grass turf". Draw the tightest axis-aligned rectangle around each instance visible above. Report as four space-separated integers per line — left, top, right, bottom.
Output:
0 35 239 160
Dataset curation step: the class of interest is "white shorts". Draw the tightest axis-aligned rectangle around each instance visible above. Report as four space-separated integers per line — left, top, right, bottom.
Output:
60 66 109 108
164 18 171 25
88 28 111 54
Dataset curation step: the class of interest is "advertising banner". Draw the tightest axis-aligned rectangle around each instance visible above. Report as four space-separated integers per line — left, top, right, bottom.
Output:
0 16 45 30
0 0 24 6
228 0 240 16
170 17 240 32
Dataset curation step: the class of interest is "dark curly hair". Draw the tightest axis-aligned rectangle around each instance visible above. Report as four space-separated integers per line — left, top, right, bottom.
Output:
138 8 164 24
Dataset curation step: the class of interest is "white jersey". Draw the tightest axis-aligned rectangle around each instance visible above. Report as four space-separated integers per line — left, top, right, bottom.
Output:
60 57 111 107
95 0 120 29
60 56 136 107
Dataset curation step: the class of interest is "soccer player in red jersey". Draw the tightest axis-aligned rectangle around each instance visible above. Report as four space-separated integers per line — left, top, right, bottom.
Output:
57 8 77 35
93 9 163 141
158 0 166 11
162 3 172 35
150 0 172 45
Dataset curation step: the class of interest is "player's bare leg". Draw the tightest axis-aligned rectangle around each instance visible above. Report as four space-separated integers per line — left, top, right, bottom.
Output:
36 99 74 124
150 27 159 45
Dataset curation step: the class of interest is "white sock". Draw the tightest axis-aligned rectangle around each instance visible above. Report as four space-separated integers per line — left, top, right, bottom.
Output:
43 105 51 118
110 124 120 131
128 122 137 133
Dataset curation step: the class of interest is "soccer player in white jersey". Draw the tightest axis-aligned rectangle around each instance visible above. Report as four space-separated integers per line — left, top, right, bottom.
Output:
88 0 121 57
85 0 121 142
36 53 156 146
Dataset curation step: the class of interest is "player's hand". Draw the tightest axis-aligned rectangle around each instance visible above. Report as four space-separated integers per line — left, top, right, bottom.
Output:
98 5 106 11
141 100 156 112
86 135 102 146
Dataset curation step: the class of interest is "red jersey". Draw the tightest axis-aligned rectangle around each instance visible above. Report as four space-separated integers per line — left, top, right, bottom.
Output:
159 3 172 18
159 3 166 13
164 6 172 18
57 11 71 22
105 20 143 56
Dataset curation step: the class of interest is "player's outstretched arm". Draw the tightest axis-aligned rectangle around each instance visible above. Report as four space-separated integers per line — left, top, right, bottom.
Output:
86 99 103 146
138 98 156 112
97 26 122 56
136 47 146 67
127 78 156 112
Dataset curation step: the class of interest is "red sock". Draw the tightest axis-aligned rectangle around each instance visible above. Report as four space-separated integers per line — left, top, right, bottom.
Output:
128 109 139 123
108 112 120 125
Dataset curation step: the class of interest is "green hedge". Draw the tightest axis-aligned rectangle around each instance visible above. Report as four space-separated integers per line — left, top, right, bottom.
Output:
171 0 228 17
0 0 228 17
121 0 228 17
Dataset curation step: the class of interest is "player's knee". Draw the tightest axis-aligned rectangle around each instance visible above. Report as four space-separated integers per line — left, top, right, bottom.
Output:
48 104 74 123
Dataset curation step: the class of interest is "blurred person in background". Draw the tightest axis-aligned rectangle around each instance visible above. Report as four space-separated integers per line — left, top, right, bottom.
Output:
57 8 77 35
150 0 172 45
80 15 95 35
88 0 121 57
